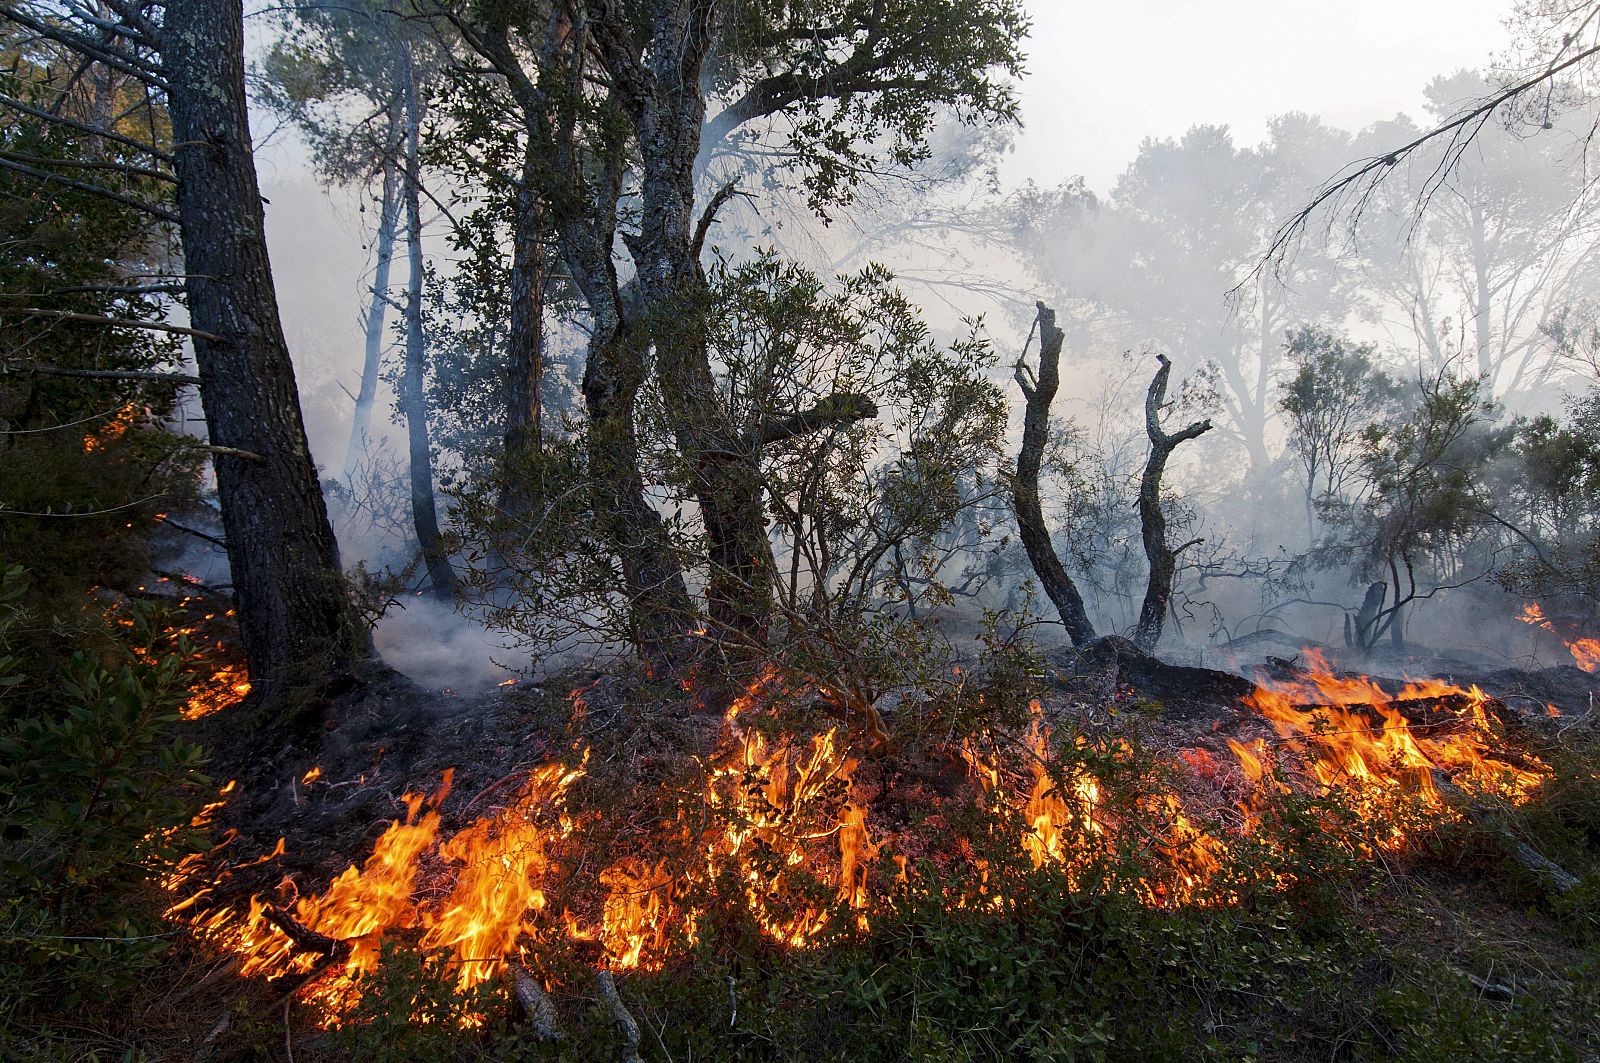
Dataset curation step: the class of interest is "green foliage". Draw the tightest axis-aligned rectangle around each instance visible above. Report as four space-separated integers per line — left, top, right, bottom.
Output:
0 566 208 1046
0 52 200 612
708 0 1029 214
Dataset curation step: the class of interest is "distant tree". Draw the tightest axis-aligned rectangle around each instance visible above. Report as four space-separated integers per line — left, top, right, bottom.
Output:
1321 370 1511 652
258 0 410 482
1349 74 1600 401
261 3 457 598
1019 118 1359 485
1278 326 1405 545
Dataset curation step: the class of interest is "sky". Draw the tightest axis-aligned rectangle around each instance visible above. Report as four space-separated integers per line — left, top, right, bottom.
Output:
1003 0 1515 193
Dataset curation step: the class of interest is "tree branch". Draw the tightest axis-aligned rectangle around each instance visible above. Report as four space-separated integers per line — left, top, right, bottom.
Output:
0 155 179 224
751 392 879 449
0 308 219 341
1 360 200 385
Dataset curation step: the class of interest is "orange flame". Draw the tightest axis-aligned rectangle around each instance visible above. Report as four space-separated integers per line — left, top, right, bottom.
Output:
167 652 1552 1025
1520 603 1599 672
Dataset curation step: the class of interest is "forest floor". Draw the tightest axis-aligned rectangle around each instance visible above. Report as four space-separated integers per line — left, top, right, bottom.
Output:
73 597 1600 1062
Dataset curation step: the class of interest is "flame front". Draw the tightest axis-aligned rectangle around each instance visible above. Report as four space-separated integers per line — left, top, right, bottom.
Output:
168 652 1552 1024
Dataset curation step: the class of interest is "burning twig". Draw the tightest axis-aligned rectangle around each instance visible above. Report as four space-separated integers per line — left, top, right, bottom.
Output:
596 970 643 1063
261 906 351 964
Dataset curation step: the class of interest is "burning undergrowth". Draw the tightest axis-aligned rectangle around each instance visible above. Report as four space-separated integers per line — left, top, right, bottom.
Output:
161 631 1589 1032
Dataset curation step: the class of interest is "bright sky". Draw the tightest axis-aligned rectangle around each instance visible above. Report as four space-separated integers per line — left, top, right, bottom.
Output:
1006 0 1516 193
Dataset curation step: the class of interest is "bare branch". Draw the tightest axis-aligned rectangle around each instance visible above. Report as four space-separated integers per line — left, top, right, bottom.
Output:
0 155 179 223
1 360 200 385
0 308 217 340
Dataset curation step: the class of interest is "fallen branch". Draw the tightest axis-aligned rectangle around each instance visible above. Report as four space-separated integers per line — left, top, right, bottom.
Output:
596 970 642 1063
262 906 351 963
512 963 563 1041
1431 773 1579 895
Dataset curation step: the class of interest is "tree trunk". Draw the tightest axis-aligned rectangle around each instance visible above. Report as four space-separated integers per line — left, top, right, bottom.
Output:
399 50 454 601
1132 353 1211 653
343 109 401 482
499 140 546 519
1012 303 1097 646
581 319 697 657
164 0 370 705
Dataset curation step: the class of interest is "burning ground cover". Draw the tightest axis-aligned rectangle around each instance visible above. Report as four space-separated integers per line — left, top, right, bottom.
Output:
156 632 1600 1053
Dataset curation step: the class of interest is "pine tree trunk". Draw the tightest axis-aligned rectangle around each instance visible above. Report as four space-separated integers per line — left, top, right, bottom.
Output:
399 49 454 601
164 0 371 705
343 109 401 482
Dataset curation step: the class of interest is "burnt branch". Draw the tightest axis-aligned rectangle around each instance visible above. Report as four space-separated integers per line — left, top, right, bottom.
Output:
1010 302 1097 646
1133 353 1212 653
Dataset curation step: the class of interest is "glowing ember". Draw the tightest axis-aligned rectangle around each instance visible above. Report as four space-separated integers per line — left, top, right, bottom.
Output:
82 403 137 453
183 664 251 719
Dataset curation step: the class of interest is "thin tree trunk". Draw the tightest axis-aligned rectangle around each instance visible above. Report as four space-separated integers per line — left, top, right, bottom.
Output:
499 140 545 519
165 0 371 705
398 50 454 601
1132 353 1211 653
343 111 401 482
461 10 695 660
1012 303 1097 646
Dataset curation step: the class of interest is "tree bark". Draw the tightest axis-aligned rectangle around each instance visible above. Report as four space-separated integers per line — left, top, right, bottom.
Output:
462 9 695 660
342 105 402 483
398 47 454 601
499 139 546 519
1132 353 1211 653
164 0 370 704
1012 303 1097 646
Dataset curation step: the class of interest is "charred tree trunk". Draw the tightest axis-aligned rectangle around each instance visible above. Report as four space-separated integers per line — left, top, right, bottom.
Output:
1132 353 1211 653
342 106 402 483
499 141 546 519
1012 303 1097 646
398 51 454 601
165 0 371 704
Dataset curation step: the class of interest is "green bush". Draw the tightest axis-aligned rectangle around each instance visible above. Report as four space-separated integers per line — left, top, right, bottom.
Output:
0 565 208 1052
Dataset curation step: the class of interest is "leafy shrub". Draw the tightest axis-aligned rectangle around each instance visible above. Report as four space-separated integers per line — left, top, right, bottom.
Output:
0 565 208 1050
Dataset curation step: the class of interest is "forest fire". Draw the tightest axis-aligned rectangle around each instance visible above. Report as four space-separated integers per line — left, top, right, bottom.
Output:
80 403 137 453
1521 603 1600 672
164 652 1552 1025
